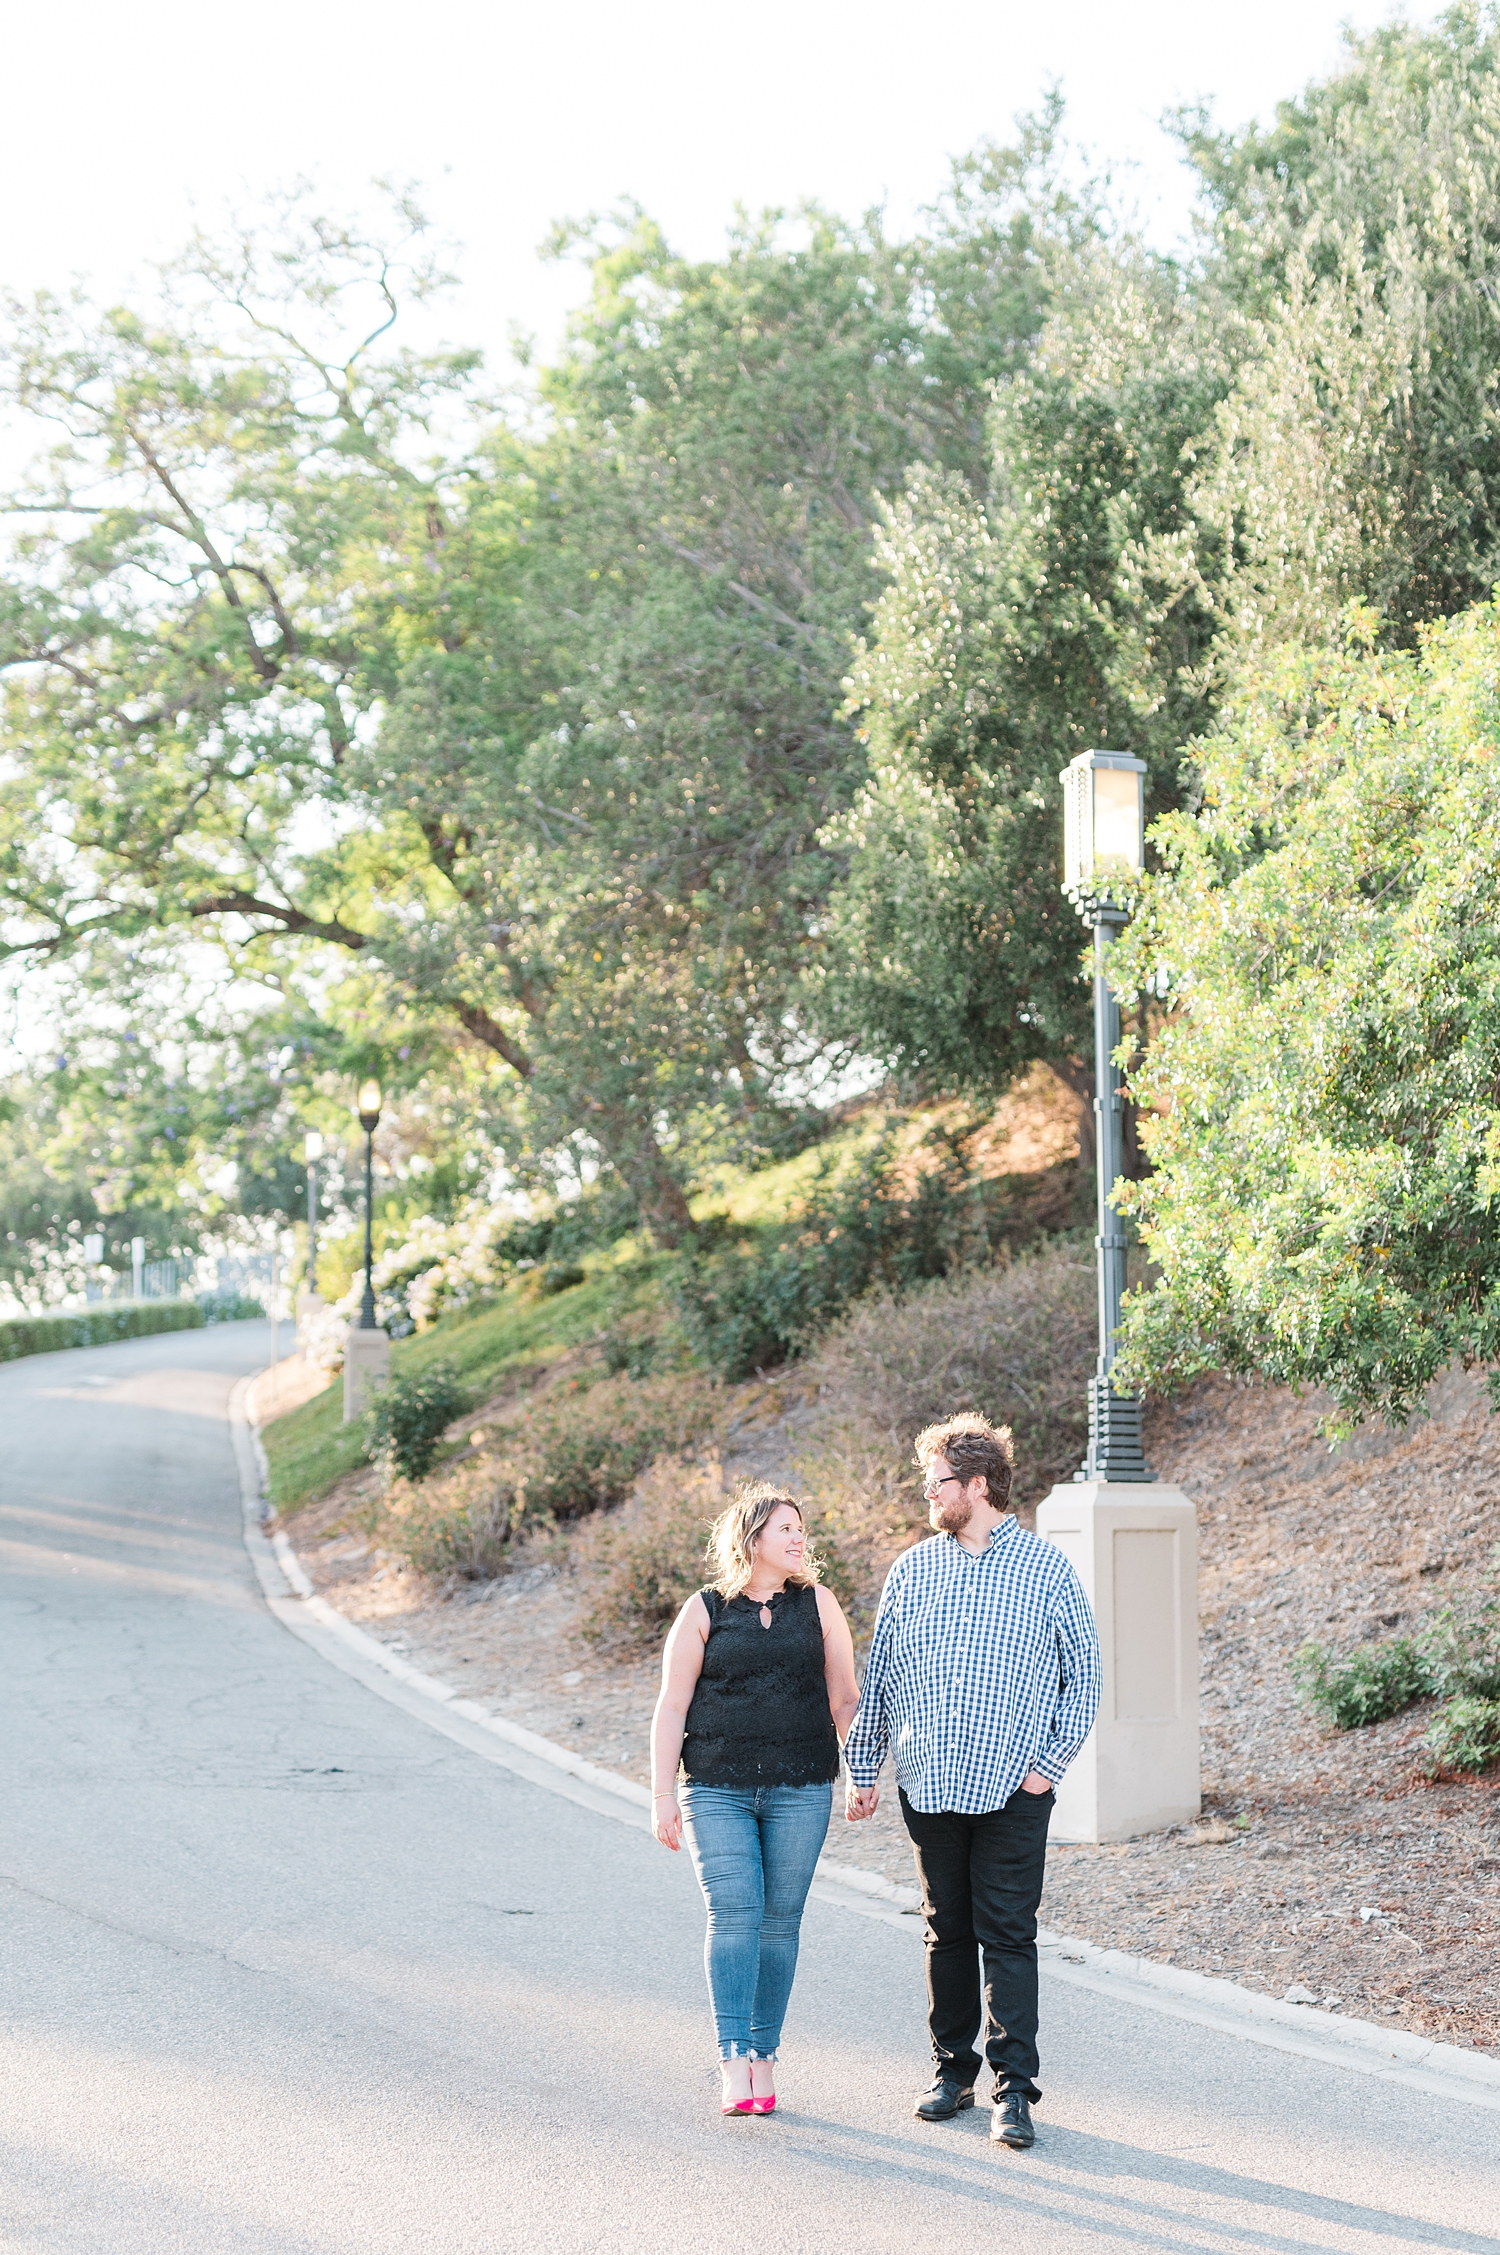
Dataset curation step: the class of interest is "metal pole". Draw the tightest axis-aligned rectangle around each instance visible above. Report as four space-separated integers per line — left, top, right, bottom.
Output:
306 1156 318 1298
359 1126 377 1330
1093 911 1127 1380
1078 903 1151 1483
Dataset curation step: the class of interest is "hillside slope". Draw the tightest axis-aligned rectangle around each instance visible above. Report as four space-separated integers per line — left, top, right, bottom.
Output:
271 1320 1500 2059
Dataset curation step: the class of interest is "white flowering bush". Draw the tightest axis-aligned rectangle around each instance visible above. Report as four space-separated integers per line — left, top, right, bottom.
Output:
403 1207 514 1330
301 1204 522 1372
301 1293 356 1374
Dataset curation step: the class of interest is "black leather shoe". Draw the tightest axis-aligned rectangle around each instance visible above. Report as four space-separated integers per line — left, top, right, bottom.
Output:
990 2092 1036 2148
914 2075 975 2121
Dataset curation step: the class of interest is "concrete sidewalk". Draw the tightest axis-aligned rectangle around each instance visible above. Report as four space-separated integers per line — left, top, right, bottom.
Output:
1 1323 1495 2253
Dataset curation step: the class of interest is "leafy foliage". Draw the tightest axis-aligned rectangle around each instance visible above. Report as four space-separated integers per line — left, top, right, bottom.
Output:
672 1123 1069 1380
0 1301 204 1360
1292 1563 1500 1771
818 242 1221 1096
1115 606 1500 1425
1419 1584 1500 1701
1291 1637 1433 1731
398 1369 722 1577
1421 1695 1500 1776
366 1362 471 1484
197 1291 266 1324
1185 4 1500 650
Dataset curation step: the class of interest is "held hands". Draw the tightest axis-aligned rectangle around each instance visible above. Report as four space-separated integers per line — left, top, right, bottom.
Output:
652 1793 682 1850
844 1775 1047 1820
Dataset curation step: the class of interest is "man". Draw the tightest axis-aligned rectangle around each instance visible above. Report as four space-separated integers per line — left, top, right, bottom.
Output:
845 1412 1100 2151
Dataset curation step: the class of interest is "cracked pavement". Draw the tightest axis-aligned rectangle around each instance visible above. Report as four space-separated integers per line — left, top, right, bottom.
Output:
0 1321 1496 2253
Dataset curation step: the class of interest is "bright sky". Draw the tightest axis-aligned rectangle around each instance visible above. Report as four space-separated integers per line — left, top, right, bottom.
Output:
2 0 1442 368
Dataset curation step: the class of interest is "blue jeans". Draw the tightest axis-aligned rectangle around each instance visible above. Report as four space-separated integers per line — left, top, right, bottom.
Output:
679 1781 832 2059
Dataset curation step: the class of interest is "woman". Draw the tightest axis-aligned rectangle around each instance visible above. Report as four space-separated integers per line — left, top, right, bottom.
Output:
651 1482 859 2116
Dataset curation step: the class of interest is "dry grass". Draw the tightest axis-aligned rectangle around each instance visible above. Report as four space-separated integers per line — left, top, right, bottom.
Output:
364 1242 1097 1614
377 1366 725 1579
579 1456 729 1648
789 1241 1097 1619
580 1452 862 1651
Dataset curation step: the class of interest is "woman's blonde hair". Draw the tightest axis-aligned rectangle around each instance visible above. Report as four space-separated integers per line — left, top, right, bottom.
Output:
707 1481 821 1599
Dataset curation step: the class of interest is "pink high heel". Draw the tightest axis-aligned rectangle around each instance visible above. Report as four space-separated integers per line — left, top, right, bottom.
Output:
720 2068 754 2115
751 2094 777 2115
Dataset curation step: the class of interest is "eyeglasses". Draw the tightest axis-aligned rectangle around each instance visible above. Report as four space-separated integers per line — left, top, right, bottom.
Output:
923 1474 962 1499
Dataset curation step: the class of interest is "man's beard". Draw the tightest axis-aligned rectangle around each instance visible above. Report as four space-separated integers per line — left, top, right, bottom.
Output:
930 1492 974 1534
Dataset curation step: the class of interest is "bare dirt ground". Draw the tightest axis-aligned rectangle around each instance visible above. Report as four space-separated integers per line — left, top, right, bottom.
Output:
274 1356 1500 2059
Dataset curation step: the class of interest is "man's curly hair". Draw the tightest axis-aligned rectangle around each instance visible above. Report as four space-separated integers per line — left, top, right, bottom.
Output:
913 1412 1015 1513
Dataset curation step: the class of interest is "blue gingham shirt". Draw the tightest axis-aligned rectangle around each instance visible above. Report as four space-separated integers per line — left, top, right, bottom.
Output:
845 1518 1100 1814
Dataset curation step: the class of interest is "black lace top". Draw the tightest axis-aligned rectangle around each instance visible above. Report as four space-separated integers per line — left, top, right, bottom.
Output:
680 1582 841 1788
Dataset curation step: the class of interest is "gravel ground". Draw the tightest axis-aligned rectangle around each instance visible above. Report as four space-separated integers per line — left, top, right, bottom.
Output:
280 1358 1500 2058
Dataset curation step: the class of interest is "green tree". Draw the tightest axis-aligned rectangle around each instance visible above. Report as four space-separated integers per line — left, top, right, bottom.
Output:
818 8 1500 1152
816 239 1223 1140
1184 2 1500 652
0 135 1079 1242
0 1071 199 1307
1113 602 1500 1428
354 127 1081 1223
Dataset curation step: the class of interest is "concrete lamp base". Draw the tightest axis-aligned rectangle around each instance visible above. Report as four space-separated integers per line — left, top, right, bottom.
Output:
343 1327 391 1424
1035 1481 1201 1843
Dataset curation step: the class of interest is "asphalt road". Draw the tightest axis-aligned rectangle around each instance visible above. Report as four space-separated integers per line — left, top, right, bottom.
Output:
1 1321 1496 2255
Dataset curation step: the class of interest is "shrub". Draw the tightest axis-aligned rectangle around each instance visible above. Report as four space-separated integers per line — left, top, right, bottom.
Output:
1417 1592 1500 1701
601 1329 657 1378
673 1123 1072 1381
403 1473 557 1580
395 1368 722 1579
582 1457 854 1649
1291 1637 1433 1731
798 1242 1097 1513
366 1362 471 1484
503 1371 719 1521
539 1262 587 1296
197 1290 265 1324
1422 1695 1500 1776
0 1301 205 1362
583 1459 726 1645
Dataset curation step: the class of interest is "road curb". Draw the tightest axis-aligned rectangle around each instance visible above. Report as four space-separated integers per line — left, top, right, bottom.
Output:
232 1372 1500 2115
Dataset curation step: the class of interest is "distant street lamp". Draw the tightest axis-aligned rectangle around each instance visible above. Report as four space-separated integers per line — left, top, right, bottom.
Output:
1062 749 1152 1483
355 1081 382 1331
304 1131 323 1298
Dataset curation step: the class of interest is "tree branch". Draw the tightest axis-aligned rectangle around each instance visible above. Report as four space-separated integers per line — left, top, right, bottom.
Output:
654 535 834 645
119 418 281 682
451 999 533 1078
186 890 370 948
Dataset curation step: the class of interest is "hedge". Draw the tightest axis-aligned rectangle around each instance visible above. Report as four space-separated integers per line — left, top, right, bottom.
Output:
0 1302 206 1363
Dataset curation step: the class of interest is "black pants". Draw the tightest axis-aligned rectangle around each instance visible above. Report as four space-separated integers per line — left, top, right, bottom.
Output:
900 1784 1053 2102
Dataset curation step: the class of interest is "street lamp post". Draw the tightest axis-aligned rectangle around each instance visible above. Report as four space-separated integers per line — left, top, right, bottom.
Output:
355 1080 381 1330
1035 749 1201 1841
304 1131 323 1299
342 1080 390 1424
1062 750 1152 1484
